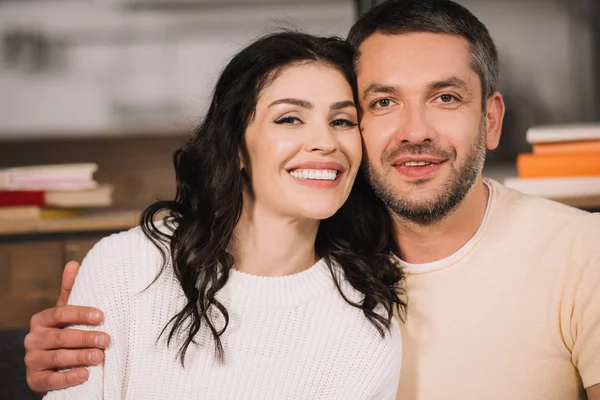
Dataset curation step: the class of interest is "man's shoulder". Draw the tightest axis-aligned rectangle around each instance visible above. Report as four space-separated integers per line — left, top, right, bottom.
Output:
488 178 599 249
570 211 600 259
489 178 591 221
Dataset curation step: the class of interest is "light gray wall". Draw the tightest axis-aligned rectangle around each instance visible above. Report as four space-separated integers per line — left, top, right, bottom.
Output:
0 1 355 137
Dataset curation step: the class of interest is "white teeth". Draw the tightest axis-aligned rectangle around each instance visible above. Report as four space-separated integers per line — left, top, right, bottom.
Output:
289 169 338 181
404 161 432 166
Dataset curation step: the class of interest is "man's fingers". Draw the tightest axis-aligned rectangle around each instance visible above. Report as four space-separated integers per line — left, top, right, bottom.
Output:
57 261 81 306
30 305 103 329
25 348 104 371
24 328 109 351
27 368 89 395
24 347 103 393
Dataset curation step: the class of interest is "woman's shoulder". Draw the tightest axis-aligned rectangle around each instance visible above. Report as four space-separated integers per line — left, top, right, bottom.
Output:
93 222 168 253
78 222 174 294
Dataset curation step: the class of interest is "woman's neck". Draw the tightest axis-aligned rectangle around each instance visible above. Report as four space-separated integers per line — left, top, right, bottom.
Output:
230 196 320 277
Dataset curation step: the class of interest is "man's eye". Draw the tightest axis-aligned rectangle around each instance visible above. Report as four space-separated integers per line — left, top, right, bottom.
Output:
436 94 458 103
371 98 393 108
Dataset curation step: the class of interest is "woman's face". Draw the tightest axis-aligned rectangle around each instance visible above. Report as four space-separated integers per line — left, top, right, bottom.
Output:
243 62 361 221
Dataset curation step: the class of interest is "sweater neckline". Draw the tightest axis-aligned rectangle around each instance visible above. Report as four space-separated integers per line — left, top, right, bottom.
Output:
219 258 335 308
395 180 494 274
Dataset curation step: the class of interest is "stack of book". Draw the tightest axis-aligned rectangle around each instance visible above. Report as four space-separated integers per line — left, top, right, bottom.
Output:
0 163 114 220
504 124 600 209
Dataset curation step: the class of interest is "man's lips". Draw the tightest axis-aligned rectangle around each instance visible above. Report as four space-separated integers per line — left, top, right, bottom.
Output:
391 156 447 166
391 155 448 181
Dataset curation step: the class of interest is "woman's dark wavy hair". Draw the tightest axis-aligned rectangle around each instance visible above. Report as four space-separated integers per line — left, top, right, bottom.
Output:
140 30 406 365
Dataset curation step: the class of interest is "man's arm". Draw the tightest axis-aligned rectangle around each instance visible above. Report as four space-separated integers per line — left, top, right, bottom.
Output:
588 383 600 400
24 261 110 396
570 215 600 399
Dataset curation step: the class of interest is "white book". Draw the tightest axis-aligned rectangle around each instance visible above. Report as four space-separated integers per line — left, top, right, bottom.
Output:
504 176 600 198
526 124 600 144
45 184 114 208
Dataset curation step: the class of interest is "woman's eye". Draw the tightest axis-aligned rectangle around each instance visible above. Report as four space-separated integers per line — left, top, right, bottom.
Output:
274 116 301 125
330 118 357 128
371 98 393 109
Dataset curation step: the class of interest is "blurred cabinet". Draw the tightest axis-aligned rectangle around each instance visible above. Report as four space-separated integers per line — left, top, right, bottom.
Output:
0 235 109 329
64 238 103 265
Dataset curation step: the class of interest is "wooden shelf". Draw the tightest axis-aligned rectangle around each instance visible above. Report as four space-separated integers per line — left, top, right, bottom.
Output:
0 210 141 236
0 123 192 142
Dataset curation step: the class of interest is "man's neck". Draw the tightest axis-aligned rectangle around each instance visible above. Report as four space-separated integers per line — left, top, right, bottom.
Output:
230 196 319 277
393 177 489 264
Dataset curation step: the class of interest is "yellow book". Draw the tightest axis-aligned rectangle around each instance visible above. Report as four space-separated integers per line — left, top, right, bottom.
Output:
39 208 82 219
0 206 81 220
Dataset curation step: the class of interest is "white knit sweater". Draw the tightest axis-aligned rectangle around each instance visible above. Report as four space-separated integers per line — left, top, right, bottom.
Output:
44 227 402 400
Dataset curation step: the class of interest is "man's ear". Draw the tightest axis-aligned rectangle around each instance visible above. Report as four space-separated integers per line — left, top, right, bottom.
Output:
485 92 505 150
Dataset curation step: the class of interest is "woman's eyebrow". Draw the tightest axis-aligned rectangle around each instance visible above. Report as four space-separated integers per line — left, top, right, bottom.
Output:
268 98 313 108
330 100 356 110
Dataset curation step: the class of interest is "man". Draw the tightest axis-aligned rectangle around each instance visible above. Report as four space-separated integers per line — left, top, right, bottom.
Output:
24 0 600 398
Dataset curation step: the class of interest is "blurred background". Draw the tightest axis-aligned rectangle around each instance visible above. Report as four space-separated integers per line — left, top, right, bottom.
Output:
0 0 598 395
0 0 598 204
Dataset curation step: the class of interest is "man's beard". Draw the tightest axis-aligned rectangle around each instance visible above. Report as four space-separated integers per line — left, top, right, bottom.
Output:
364 119 487 226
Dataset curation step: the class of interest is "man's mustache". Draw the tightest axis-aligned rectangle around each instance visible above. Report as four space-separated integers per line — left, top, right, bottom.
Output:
383 142 455 161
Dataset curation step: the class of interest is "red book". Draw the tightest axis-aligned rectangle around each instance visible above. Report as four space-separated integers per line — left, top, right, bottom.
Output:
0 191 45 207
0 185 113 208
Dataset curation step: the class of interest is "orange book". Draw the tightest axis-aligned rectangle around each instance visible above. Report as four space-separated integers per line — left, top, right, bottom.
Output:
516 152 600 178
532 140 600 155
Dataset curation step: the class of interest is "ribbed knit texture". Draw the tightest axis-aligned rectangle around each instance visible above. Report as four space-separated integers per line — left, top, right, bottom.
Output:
44 227 402 400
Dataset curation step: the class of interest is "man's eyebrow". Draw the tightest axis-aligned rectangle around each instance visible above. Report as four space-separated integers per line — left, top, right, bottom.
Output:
361 77 471 99
427 77 470 92
330 100 356 110
361 83 399 100
268 98 314 109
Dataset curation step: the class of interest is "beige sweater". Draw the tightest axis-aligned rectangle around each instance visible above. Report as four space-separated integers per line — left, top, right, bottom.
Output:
397 179 600 400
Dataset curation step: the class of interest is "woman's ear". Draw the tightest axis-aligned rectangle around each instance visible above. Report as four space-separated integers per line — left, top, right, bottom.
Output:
238 142 254 197
239 150 246 172
239 142 250 173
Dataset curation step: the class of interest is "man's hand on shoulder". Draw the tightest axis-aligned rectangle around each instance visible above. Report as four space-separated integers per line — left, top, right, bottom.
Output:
24 261 110 396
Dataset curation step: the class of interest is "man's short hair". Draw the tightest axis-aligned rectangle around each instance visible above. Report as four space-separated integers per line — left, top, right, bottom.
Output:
348 0 499 102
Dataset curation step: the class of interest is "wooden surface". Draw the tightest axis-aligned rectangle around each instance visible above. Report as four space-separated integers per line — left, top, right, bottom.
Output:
0 236 108 328
0 210 140 236
0 210 144 328
0 123 193 141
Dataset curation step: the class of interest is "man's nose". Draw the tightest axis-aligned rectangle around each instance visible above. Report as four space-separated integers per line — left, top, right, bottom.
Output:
394 102 434 144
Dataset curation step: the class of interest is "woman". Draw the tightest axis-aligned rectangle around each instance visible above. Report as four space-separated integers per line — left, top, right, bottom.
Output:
43 31 405 399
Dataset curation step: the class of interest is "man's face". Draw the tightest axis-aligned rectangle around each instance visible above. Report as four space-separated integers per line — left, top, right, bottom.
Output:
357 32 496 225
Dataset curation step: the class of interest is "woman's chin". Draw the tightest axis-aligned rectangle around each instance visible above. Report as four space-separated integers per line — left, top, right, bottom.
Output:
296 204 342 221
